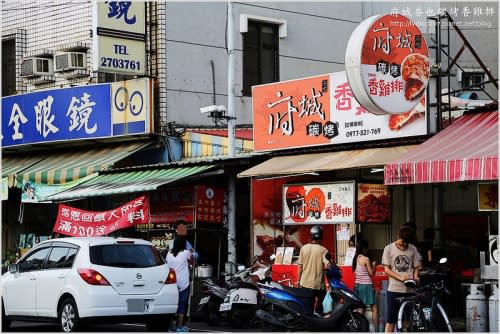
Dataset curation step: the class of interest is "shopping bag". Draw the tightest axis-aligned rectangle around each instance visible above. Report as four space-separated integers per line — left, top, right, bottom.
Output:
322 291 333 314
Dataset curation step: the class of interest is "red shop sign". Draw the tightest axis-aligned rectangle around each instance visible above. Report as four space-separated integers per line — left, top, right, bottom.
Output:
53 196 149 237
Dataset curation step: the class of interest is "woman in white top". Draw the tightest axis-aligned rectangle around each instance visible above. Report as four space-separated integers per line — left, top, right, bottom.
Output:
167 237 193 332
352 239 378 331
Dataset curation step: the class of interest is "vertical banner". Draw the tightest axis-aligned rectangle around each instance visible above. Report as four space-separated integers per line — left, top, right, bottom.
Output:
196 185 225 224
53 196 149 237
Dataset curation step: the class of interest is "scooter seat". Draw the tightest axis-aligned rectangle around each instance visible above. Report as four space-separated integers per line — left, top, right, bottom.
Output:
228 281 258 290
283 286 316 298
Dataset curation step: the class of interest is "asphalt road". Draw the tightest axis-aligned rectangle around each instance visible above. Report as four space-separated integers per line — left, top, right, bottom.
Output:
8 320 252 332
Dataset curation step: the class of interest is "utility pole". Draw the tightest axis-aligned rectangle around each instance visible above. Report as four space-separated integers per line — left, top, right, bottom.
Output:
226 0 237 272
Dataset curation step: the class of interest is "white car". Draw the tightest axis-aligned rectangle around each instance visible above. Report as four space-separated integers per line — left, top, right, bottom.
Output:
1 237 179 332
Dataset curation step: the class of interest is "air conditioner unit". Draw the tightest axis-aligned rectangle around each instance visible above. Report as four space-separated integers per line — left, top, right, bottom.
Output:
20 57 54 77
54 52 86 72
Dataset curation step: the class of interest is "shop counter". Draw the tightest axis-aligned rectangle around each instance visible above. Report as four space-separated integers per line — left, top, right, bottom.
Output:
339 265 388 294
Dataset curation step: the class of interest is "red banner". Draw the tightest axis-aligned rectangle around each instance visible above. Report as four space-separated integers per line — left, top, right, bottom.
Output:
53 196 149 237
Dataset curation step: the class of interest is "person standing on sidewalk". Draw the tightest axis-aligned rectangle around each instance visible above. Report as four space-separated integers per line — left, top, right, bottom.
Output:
297 225 331 315
352 239 379 331
381 225 422 332
167 237 194 332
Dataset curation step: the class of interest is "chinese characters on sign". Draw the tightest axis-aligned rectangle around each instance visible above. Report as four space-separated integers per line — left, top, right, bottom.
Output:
2 85 110 147
252 71 427 152
282 182 355 225
1 78 151 148
345 14 429 115
196 185 225 224
95 1 146 75
53 196 149 237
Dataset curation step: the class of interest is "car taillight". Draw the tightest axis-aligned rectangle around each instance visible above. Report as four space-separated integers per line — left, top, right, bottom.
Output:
165 268 176 284
77 268 111 286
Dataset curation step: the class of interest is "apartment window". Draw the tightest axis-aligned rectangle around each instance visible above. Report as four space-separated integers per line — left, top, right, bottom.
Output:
2 39 16 96
242 21 279 96
461 71 485 90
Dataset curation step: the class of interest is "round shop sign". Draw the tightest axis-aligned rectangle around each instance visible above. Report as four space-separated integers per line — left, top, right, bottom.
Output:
345 14 429 115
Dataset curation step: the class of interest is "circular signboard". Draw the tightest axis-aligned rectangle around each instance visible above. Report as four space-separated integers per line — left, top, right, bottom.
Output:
345 14 429 115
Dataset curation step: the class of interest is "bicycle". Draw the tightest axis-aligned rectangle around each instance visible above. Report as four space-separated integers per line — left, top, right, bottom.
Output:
396 260 453 332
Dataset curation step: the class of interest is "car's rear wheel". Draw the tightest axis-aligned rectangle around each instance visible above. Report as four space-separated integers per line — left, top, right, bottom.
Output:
2 299 11 331
58 298 80 332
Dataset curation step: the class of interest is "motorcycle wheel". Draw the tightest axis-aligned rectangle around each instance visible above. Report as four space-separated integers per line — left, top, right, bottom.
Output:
229 307 251 328
202 300 221 326
339 311 370 332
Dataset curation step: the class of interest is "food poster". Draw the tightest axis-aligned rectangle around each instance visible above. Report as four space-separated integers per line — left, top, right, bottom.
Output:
252 178 335 262
477 183 498 211
252 71 427 152
357 183 390 223
282 181 355 225
345 14 430 115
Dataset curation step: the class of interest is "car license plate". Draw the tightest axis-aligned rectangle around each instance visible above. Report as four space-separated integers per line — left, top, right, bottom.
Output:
127 299 152 312
219 302 232 311
199 296 210 305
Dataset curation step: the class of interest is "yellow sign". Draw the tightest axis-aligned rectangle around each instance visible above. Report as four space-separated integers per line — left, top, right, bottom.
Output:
478 183 498 211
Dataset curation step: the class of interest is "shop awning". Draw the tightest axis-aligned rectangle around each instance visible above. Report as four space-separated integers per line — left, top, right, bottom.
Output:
15 141 151 186
237 145 418 178
41 165 215 201
384 111 498 185
2 155 47 187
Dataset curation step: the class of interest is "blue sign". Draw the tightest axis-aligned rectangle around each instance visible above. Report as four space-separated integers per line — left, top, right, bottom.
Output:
2 84 112 147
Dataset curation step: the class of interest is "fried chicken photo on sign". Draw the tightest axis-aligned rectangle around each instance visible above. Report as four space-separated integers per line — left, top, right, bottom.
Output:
388 95 425 131
401 53 430 101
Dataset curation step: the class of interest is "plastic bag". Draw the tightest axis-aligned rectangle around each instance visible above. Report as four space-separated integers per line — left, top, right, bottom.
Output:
322 292 333 314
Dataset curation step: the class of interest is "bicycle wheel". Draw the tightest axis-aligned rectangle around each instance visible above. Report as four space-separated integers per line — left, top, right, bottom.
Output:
397 301 424 332
428 303 453 332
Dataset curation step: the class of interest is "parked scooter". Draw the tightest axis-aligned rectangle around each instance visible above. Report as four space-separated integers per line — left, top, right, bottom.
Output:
218 259 272 328
197 257 271 327
254 263 369 332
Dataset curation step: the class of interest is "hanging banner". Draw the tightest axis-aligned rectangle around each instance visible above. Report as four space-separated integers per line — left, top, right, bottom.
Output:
282 181 355 225
53 195 149 237
357 183 390 223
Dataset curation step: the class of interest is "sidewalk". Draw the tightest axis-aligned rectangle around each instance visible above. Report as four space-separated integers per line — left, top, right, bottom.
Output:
450 317 466 332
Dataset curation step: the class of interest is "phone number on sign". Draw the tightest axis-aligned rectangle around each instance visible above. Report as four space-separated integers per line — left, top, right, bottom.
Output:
100 57 141 70
345 128 381 137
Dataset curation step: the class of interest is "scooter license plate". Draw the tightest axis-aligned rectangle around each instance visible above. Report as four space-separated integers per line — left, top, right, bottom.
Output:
199 296 210 305
219 302 232 311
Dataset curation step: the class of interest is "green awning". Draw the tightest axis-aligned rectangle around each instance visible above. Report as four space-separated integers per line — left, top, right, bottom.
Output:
16 141 151 186
2 155 47 187
42 165 215 201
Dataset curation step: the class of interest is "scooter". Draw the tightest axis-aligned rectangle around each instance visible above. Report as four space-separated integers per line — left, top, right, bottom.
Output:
218 260 272 328
197 258 270 326
254 263 369 332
